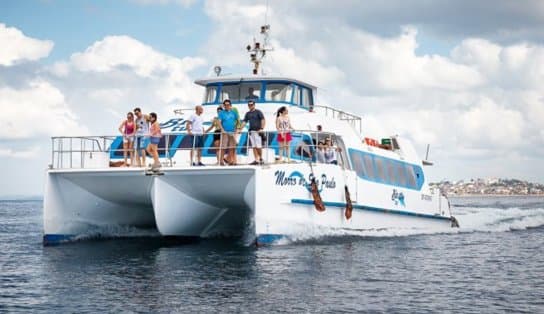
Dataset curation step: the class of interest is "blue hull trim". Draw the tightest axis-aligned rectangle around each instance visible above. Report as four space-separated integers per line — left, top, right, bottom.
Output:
256 234 285 245
291 199 453 222
43 234 76 246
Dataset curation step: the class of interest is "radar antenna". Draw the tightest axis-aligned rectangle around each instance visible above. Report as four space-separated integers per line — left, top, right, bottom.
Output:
246 24 273 75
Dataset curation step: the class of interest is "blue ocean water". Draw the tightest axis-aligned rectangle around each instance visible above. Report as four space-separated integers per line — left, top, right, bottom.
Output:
1 197 543 313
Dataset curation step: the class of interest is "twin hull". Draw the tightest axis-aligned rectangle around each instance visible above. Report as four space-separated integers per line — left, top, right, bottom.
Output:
43 164 453 244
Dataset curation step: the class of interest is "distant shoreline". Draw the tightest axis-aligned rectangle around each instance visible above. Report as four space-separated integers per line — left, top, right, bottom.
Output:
448 194 544 198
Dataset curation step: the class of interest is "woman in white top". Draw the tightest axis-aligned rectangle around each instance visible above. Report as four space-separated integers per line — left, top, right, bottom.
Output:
275 106 293 163
324 137 338 165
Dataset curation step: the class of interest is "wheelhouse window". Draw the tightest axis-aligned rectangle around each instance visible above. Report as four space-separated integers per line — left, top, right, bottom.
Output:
204 85 218 103
301 87 313 108
219 83 262 103
292 86 301 106
265 83 294 102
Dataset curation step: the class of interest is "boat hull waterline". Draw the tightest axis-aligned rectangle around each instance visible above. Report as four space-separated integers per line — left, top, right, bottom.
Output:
43 164 456 245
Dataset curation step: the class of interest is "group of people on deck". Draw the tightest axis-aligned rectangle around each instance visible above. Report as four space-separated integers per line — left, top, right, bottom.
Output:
118 107 162 169
189 99 290 166
118 100 339 167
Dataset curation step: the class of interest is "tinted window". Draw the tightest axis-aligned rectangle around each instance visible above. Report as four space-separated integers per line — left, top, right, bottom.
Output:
293 86 301 106
375 158 386 182
301 87 312 108
265 83 294 102
405 165 417 188
349 150 365 177
363 155 375 179
386 160 396 184
204 86 217 103
219 83 262 102
395 163 407 186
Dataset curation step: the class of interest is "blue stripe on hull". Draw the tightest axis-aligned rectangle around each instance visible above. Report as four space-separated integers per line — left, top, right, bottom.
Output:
291 199 453 222
256 234 285 245
43 234 76 246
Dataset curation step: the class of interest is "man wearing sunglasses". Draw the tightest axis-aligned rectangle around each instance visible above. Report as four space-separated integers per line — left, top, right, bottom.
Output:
240 100 266 165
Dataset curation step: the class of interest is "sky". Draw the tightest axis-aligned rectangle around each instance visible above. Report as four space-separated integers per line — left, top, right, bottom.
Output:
1 0 543 196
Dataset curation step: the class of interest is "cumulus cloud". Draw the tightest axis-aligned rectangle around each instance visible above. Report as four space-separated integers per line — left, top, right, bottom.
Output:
67 35 206 105
0 80 88 139
0 23 53 66
201 0 544 183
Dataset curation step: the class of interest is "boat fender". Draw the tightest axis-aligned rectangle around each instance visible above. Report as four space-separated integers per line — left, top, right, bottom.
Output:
450 216 460 228
344 185 353 220
310 177 325 212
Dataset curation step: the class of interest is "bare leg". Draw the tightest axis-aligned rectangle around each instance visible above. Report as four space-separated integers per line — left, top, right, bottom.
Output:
286 143 291 163
128 141 134 166
141 149 146 167
123 142 128 164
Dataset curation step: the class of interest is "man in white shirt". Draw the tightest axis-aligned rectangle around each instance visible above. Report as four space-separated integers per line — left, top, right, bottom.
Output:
187 105 205 166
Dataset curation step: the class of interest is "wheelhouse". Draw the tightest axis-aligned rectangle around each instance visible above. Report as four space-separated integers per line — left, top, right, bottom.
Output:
195 77 316 109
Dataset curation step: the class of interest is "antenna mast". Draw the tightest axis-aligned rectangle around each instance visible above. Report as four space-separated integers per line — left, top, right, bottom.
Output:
246 24 273 75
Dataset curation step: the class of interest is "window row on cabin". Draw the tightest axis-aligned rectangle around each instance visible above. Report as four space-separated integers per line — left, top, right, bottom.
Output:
348 148 424 190
204 82 313 108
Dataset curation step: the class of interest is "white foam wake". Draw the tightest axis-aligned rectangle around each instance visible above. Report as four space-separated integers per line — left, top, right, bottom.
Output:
270 202 544 245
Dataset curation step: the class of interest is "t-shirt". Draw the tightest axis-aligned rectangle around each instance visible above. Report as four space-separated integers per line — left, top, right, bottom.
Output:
219 110 238 133
188 114 204 135
324 147 337 163
136 116 149 136
243 109 265 131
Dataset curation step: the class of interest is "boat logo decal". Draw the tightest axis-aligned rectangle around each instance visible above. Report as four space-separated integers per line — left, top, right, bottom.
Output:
274 170 336 192
160 118 211 132
391 189 406 207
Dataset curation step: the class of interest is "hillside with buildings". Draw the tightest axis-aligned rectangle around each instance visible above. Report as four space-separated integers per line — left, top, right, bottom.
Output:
430 178 544 196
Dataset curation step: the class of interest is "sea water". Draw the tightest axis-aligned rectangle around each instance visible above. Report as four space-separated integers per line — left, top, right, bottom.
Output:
1 197 543 313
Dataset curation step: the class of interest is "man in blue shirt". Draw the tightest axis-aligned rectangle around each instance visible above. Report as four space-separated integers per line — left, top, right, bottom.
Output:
218 99 239 165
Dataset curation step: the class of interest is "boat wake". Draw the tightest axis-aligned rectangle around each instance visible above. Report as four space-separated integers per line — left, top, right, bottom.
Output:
270 199 544 245
63 224 161 244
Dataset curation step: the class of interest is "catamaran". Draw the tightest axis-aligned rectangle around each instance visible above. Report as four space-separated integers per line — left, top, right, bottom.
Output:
43 25 458 245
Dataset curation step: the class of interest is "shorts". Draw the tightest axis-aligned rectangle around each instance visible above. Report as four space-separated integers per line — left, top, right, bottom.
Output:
249 131 262 148
150 136 161 145
277 132 292 142
136 136 150 151
221 133 237 149
123 135 135 143
213 130 221 142
190 134 204 148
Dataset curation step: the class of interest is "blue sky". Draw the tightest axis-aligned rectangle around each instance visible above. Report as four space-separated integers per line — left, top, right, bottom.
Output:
1 0 210 63
1 0 544 195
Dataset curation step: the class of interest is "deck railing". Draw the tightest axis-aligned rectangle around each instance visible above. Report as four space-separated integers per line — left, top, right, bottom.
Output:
50 130 344 169
312 105 362 134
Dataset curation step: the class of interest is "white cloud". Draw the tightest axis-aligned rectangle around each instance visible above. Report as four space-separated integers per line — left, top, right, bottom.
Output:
0 80 88 139
0 23 54 66
67 35 206 107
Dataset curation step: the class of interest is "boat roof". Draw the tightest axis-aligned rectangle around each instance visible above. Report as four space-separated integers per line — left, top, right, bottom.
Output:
194 75 317 90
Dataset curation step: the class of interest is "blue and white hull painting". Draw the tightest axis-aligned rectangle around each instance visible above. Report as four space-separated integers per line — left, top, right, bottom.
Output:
43 75 457 245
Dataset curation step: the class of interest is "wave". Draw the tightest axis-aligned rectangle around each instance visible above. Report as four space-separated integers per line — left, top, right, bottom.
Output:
65 224 161 243
269 204 544 246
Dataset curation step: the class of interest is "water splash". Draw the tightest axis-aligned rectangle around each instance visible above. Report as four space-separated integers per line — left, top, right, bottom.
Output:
267 197 544 245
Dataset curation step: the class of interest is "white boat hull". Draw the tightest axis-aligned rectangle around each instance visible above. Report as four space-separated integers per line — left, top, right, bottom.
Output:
43 164 455 245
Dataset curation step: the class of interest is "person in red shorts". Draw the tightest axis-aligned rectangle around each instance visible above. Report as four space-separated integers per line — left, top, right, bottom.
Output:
275 106 293 163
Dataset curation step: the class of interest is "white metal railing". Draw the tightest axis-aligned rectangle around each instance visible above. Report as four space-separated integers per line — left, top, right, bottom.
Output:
312 105 362 134
50 130 345 169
